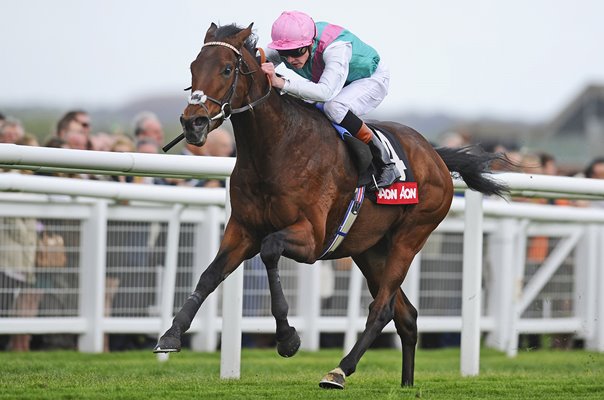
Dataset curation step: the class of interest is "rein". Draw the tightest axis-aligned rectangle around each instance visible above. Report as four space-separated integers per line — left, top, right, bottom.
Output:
163 41 271 152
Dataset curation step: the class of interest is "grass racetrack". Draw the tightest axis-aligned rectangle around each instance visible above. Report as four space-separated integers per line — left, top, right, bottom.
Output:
1 348 602 399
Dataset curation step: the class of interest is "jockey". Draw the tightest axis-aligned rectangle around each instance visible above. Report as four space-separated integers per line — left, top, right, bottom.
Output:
261 11 400 190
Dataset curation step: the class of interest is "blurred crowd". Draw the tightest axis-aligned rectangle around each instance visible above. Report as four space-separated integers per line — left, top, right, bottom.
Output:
438 129 604 182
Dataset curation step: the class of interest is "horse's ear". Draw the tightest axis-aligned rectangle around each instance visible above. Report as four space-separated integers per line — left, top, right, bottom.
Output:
233 23 254 45
204 22 218 43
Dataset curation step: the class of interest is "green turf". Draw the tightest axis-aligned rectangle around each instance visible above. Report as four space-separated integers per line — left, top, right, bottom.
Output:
0 348 602 399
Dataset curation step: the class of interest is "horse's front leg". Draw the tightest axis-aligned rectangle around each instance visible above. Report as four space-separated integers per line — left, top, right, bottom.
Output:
154 219 257 353
260 219 317 358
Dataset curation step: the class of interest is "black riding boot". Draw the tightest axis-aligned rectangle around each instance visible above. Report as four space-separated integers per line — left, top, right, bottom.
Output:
368 138 401 191
338 110 401 190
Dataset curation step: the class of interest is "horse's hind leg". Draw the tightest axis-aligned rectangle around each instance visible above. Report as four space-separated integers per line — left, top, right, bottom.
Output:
393 288 418 386
260 220 317 357
320 225 432 389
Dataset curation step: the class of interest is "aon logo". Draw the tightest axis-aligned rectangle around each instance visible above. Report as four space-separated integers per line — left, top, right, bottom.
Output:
376 182 419 205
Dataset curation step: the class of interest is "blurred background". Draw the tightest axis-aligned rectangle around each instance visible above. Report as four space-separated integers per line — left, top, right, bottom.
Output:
1 0 603 171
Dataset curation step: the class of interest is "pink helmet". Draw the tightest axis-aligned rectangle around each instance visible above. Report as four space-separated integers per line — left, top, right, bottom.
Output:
268 11 316 50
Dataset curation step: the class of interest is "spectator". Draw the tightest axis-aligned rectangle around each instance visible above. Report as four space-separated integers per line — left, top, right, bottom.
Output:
56 110 94 151
134 138 160 184
15 134 39 148
0 216 38 351
438 131 472 148
0 117 25 144
106 136 163 350
136 137 159 155
107 135 137 183
90 132 115 152
0 131 38 350
31 137 71 179
63 129 88 150
27 137 81 350
184 128 235 188
44 136 69 149
56 110 91 138
133 112 164 146
483 141 522 172
200 127 235 157
585 157 604 180
538 152 558 176
111 135 136 153
0 111 5 137
583 157 604 209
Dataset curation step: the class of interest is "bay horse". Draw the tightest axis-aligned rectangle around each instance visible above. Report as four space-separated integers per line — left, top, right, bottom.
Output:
155 22 508 389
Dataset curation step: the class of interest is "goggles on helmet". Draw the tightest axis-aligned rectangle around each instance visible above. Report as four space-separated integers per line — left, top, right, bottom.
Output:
277 47 308 59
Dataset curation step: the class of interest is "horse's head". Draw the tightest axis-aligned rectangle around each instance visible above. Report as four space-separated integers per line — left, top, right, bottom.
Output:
181 23 260 146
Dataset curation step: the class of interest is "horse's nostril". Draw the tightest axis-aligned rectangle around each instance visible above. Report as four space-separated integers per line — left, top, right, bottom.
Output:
193 117 207 127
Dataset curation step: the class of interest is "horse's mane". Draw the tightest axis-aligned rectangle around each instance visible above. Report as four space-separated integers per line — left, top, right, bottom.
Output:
214 24 258 55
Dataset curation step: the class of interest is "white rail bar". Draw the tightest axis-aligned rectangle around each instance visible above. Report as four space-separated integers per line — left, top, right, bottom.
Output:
451 197 604 222
0 143 235 179
453 173 604 198
0 173 226 206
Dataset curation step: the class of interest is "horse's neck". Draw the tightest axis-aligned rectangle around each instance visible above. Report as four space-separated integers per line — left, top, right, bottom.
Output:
231 100 279 148
230 95 309 169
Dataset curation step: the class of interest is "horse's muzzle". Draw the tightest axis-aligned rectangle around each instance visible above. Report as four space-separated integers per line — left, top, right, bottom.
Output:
180 114 209 146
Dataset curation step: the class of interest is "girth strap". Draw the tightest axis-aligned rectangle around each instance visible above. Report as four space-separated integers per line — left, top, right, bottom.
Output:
318 186 365 259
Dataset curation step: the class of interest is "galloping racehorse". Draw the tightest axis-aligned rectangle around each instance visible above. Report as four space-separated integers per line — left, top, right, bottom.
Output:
155 23 508 389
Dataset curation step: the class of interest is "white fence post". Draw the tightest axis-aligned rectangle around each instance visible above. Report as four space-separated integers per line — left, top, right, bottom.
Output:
156 204 184 362
344 262 364 354
191 206 222 352
298 261 321 351
220 178 243 379
578 225 598 348
402 254 421 316
485 218 517 351
589 226 604 351
78 200 108 353
460 189 483 376
397 254 421 351
507 219 529 357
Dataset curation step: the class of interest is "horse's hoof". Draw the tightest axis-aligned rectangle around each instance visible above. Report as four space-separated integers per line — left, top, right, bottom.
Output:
319 367 346 390
153 335 181 353
277 327 300 358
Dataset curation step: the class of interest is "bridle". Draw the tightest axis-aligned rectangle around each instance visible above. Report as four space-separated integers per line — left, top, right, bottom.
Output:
162 41 272 152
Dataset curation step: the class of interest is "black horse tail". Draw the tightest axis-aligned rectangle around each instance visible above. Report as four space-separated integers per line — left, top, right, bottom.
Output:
435 145 510 198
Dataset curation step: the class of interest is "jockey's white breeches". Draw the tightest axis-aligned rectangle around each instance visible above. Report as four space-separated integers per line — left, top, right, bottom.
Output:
322 62 390 124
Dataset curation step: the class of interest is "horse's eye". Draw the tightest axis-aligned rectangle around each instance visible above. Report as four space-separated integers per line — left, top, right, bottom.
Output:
223 64 233 76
